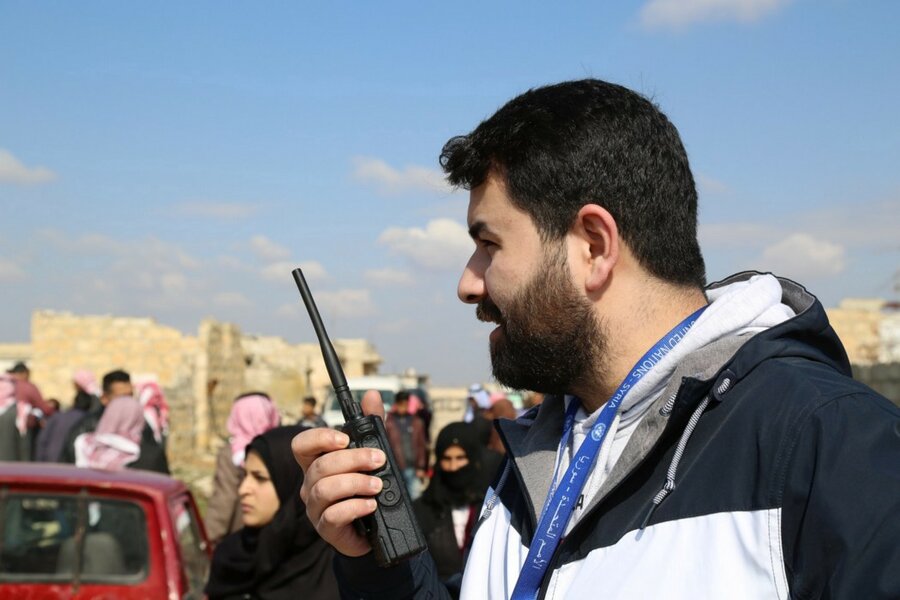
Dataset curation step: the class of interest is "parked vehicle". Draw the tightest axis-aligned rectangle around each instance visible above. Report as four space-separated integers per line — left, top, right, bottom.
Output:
321 375 405 428
0 462 210 599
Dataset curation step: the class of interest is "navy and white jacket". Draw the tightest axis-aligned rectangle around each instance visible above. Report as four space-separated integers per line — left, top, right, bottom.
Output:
336 273 900 599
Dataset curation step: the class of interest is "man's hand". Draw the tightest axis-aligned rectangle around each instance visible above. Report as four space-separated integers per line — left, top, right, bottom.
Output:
292 390 386 558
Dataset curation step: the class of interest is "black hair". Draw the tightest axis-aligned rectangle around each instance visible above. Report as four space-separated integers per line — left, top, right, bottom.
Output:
394 390 411 403
73 390 94 412
440 79 706 287
101 369 130 395
302 396 316 407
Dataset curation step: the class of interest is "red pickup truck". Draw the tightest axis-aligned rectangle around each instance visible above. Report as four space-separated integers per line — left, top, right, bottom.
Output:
0 462 211 599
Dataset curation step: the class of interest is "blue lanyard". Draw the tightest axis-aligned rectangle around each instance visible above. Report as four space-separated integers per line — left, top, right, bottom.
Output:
510 306 706 600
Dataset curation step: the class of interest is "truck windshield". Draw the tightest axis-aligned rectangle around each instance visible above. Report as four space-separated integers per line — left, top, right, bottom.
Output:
0 493 148 584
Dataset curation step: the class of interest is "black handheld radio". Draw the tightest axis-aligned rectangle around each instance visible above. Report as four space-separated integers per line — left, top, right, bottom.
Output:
292 268 426 567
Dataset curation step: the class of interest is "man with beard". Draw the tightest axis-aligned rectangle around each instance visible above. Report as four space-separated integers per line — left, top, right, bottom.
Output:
292 79 900 599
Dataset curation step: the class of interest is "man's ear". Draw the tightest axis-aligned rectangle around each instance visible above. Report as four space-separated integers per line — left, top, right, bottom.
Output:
573 204 619 293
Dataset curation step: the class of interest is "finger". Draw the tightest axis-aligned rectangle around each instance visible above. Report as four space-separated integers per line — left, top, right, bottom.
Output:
305 472 383 522
316 498 378 557
305 446 386 486
360 389 385 419
292 427 351 472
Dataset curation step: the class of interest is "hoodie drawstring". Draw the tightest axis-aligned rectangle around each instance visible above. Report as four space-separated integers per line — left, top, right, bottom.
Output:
477 458 512 530
640 394 711 530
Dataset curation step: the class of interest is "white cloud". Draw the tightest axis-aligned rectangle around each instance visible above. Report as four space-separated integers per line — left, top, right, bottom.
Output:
275 303 301 319
159 272 188 294
364 267 415 287
699 222 780 248
249 235 290 261
639 0 790 30
316 289 377 319
697 173 729 196
378 218 472 271
374 318 415 335
216 255 253 271
173 201 259 219
352 156 452 196
261 260 327 284
0 149 56 185
33 229 208 312
0 257 26 282
756 233 847 279
213 291 252 308
701 197 900 252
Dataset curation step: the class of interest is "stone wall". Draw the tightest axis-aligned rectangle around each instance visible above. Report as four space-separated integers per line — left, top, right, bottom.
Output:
0 343 31 373
827 299 885 365
19 310 386 463
194 319 246 452
852 362 900 407
242 334 316 423
30 311 195 407
29 311 199 458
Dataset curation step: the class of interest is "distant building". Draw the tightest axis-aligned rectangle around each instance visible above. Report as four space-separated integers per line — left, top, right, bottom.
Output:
3 310 385 459
827 299 900 365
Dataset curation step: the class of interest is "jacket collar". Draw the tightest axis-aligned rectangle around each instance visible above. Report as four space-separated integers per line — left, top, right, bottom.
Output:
494 271 848 527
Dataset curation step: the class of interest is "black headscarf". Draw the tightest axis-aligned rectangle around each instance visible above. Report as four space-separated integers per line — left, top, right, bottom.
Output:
206 425 339 600
420 422 488 510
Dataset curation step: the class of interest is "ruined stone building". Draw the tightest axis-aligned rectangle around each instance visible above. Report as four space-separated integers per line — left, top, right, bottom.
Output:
0 310 383 465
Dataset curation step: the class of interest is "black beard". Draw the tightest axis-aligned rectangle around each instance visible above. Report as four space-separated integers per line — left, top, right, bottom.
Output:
478 250 604 395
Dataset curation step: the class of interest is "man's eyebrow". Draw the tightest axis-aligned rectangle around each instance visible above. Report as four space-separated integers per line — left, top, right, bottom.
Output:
468 221 491 240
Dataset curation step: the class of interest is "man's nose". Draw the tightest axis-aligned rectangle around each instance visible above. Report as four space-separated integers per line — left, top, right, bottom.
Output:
457 253 486 304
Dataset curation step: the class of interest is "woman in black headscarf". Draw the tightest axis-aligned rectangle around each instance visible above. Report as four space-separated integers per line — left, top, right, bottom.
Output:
413 421 491 581
205 425 339 600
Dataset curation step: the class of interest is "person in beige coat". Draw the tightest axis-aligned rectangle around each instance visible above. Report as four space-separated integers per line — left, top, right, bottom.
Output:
204 392 280 545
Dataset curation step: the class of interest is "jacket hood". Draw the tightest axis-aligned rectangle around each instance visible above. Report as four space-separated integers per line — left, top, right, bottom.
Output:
706 271 851 382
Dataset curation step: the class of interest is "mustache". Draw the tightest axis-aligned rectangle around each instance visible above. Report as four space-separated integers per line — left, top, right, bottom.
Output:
476 299 503 324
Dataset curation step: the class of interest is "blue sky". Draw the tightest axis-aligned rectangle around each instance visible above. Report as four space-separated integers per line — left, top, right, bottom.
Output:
2 0 898 386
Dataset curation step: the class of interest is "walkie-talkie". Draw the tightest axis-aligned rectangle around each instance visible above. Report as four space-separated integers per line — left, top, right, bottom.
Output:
292 268 426 567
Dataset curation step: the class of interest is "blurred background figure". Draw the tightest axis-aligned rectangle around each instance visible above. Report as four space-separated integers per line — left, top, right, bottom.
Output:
135 379 170 450
522 391 545 411
414 422 491 581
297 396 327 429
73 394 169 474
483 392 517 456
406 388 434 469
0 362 57 461
34 369 100 462
0 370 28 461
59 369 132 464
463 383 491 423
205 392 280 546
385 390 427 500
206 425 339 600
73 368 101 410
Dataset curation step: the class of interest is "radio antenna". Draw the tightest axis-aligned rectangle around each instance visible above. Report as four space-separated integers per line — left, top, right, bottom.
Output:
293 268 361 421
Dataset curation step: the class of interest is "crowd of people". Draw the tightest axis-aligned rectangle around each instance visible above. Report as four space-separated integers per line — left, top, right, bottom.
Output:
1 362 169 473
1 357 529 597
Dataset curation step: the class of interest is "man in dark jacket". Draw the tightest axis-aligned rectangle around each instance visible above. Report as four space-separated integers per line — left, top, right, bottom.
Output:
35 389 92 462
385 391 428 500
292 79 900 599
59 369 133 464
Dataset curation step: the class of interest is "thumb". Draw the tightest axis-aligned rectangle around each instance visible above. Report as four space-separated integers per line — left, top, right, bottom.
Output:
360 389 386 420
